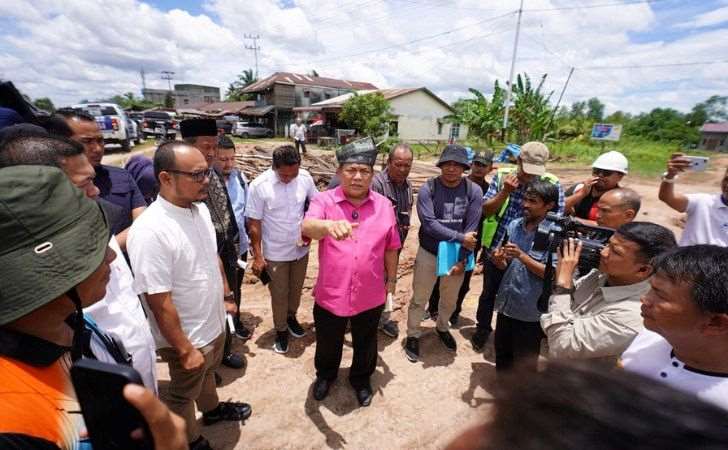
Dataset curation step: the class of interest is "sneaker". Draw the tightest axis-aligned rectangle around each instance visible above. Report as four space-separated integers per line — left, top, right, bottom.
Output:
437 330 457 352
379 320 399 338
404 337 419 363
234 318 252 340
423 310 438 321
222 352 245 369
273 331 289 354
470 328 490 352
449 314 460 328
287 316 306 338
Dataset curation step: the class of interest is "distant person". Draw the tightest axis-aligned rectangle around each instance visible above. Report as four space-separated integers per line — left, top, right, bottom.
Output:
565 151 628 223
445 361 728 450
128 142 251 450
181 118 244 370
56 108 146 249
370 142 414 338
472 142 564 352
428 150 493 326
621 245 728 411
541 222 676 366
404 144 483 362
246 145 318 354
125 154 159 205
594 187 641 229
302 139 400 407
290 116 307 154
658 154 728 246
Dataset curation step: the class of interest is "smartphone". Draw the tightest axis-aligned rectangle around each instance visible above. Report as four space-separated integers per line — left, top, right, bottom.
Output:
684 156 709 172
259 267 271 285
70 359 154 450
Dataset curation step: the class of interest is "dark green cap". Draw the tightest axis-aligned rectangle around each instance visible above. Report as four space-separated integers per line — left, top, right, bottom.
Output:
0 166 109 325
336 137 378 166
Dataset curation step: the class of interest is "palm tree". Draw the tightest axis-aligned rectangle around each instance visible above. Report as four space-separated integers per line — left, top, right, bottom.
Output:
445 84 505 146
509 73 555 142
226 69 258 101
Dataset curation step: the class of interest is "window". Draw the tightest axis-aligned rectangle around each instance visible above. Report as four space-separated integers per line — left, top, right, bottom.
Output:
183 99 189 105
389 121 399 136
437 121 443 135
303 90 311 98
449 123 460 139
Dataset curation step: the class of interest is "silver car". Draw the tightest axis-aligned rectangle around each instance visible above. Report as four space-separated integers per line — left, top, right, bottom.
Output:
233 122 273 138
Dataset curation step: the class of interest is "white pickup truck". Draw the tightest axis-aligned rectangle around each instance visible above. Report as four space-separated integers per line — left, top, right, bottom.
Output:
72 102 137 152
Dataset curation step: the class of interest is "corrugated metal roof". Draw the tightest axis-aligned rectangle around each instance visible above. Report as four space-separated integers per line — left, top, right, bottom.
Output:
295 87 452 112
242 72 378 93
701 122 728 133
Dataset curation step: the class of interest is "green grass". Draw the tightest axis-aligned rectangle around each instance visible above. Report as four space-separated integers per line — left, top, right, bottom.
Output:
548 138 710 177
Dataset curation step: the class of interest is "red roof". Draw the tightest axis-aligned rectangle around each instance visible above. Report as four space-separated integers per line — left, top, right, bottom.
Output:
701 122 728 133
242 72 377 93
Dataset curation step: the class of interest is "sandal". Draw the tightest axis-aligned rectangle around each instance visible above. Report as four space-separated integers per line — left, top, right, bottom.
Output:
202 401 252 425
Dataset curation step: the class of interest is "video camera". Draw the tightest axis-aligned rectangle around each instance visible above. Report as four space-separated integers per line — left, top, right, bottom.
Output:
535 213 615 312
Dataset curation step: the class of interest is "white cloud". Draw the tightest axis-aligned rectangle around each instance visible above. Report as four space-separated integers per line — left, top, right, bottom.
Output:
0 0 725 114
676 5 728 29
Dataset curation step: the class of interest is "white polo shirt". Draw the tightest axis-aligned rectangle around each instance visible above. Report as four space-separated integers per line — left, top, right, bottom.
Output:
621 329 728 411
680 193 728 246
128 195 225 350
290 123 306 141
245 168 318 261
85 236 158 392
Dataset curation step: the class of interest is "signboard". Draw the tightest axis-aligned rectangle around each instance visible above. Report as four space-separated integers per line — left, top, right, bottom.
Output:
590 123 622 141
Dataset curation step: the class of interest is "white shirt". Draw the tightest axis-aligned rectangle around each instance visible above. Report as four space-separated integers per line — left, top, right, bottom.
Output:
680 193 728 246
621 329 728 411
245 168 318 261
128 195 225 349
290 123 306 141
84 236 158 392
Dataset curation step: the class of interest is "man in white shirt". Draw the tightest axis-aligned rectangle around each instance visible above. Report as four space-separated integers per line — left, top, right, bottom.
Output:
621 245 728 411
289 117 307 154
246 144 318 354
128 141 252 450
659 154 728 246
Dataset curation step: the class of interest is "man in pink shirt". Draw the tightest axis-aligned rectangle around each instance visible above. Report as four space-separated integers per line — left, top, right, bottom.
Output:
302 138 400 407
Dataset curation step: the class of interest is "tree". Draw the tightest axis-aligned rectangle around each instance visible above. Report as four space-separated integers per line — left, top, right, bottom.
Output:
445 83 505 146
226 69 257 101
105 92 157 110
687 95 728 126
308 70 320 77
586 97 605 122
626 108 698 144
33 97 55 113
508 73 555 142
339 92 394 139
164 91 175 108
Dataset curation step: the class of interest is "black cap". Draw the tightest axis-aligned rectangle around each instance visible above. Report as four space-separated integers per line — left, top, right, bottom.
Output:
336 137 378 166
437 144 469 169
472 150 494 165
180 118 217 138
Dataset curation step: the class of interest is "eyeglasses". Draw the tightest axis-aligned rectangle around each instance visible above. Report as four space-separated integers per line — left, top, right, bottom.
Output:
592 168 617 177
166 168 213 183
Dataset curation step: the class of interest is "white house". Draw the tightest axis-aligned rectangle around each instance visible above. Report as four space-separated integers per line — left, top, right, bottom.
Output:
293 87 468 143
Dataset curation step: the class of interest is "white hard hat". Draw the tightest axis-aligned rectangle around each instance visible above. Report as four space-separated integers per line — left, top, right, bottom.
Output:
592 151 628 174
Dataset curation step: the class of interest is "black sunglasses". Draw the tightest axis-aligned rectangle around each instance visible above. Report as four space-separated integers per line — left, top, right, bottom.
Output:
592 168 617 177
167 168 213 183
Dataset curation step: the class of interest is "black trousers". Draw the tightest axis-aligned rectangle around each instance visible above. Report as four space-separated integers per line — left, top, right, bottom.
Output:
294 139 307 154
427 248 480 320
314 303 384 390
223 254 246 356
494 313 544 373
475 257 505 332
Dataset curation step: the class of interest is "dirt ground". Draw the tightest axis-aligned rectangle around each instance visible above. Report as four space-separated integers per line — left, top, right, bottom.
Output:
145 148 728 450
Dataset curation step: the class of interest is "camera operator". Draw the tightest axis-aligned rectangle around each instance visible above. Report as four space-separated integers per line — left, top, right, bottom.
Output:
540 222 676 365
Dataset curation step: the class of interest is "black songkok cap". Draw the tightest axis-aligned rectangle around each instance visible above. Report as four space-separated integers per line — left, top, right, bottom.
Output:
180 118 217 138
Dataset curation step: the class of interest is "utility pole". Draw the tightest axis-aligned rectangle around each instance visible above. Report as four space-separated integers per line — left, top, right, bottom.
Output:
140 68 147 91
502 0 524 143
161 71 175 92
547 67 575 131
244 34 261 79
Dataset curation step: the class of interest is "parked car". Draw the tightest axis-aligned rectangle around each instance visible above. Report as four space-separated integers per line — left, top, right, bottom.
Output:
216 119 234 135
141 111 178 140
233 122 274 138
72 102 134 151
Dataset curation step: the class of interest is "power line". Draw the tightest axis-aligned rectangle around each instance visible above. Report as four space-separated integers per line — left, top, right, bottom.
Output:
578 59 728 70
524 0 671 12
244 34 261 79
160 71 174 91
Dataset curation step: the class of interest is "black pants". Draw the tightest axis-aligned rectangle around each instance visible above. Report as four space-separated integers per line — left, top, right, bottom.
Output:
475 257 505 332
427 249 480 320
314 303 383 390
295 139 306 154
494 313 544 373
223 254 246 356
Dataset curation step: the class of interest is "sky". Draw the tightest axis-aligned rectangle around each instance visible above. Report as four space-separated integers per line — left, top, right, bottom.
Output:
1 0 727 114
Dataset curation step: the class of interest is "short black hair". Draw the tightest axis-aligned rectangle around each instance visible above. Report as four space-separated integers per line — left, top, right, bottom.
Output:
218 135 235 150
272 145 301 168
153 140 183 181
525 180 559 208
55 107 95 123
651 245 728 314
37 114 74 137
0 135 84 168
481 361 728 450
616 221 676 263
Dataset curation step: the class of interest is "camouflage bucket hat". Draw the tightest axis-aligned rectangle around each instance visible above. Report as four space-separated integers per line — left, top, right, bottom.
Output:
0 166 109 325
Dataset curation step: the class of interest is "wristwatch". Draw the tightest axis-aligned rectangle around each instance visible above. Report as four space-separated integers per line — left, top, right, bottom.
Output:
552 285 574 295
661 172 677 184
224 292 235 301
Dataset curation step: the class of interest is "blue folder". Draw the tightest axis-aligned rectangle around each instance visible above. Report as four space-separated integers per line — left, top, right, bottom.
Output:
436 241 475 276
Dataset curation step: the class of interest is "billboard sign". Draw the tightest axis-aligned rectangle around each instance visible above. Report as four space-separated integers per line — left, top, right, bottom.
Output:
590 123 622 141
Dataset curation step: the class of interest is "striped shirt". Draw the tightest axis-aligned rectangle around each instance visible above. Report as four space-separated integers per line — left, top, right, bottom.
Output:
370 168 413 244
